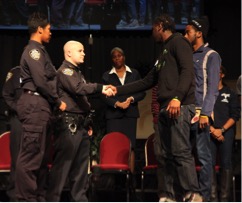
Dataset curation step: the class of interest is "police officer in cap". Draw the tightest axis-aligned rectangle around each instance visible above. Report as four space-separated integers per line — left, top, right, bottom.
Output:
2 66 23 201
15 12 67 201
46 40 116 202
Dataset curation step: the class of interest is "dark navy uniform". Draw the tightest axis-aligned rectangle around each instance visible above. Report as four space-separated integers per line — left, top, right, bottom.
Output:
47 60 102 202
2 66 23 201
15 40 61 201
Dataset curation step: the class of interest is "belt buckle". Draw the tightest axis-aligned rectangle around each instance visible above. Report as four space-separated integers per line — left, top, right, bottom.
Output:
68 123 77 135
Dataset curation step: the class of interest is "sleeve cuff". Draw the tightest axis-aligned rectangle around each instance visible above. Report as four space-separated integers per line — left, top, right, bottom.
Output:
96 84 103 93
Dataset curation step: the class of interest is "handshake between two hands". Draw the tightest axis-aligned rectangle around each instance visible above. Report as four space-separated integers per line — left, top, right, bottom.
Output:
59 84 117 112
102 85 117 97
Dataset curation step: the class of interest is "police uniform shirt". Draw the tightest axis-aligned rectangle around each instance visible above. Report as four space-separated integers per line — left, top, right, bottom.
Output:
2 66 23 112
57 60 102 113
20 40 61 107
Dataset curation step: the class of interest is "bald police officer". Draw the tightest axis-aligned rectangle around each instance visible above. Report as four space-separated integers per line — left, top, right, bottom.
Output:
46 40 116 202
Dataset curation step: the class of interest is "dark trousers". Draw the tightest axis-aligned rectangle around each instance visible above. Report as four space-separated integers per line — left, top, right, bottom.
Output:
6 115 22 201
15 93 52 201
158 105 199 199
106 117 137 148
211 128 235 169
46 118 90 202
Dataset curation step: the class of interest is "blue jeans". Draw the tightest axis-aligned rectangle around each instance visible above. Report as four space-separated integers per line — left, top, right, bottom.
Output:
191 122 212 201
158 105 199 199
180 0 189 18
138 0 146 23
120 0 137 21
126 0 137 20
211 128 235 169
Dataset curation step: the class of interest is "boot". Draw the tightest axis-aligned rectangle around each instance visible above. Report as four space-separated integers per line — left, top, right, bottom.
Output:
210 168 218 201
220 169 233 202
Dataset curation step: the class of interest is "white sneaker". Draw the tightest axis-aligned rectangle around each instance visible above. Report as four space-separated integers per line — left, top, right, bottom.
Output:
159 197 176 202
183 192 203 202
127 19 139 28
116 20 127 27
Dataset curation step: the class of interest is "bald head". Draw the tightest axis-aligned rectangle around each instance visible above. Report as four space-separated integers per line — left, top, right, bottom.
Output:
63 40 85 66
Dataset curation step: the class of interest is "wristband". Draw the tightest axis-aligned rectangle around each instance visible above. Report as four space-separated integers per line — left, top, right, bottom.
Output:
200 115 208 118
172 98 180 101
221 127 226 133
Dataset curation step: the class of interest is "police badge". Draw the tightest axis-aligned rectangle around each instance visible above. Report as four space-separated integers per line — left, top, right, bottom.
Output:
29 49 40 60
5 72 13 82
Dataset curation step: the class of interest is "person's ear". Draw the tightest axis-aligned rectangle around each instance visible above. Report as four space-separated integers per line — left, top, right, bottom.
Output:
158 24 162 31
67 50 72 57
38 26 43 34
196 31 202 38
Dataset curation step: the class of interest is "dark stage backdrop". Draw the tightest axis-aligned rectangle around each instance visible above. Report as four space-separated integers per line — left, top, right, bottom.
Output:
0 0 241 128
0 0 205 31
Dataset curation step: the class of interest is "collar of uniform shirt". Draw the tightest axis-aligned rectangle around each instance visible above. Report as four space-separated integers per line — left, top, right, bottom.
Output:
109 65 132 74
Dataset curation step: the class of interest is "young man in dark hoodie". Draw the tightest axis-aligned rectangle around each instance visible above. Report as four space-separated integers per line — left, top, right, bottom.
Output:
116 14 202 202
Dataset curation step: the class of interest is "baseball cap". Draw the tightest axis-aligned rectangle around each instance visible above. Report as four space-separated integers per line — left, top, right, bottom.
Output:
189 16 209 38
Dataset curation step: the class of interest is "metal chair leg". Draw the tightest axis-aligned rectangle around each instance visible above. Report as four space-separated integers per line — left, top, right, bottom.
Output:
126 173 130 201
232 175 236 202
141 171 145 201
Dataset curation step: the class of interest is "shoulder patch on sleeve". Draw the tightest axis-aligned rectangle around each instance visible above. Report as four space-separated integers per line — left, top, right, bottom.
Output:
62 68 74 76
29 49 40 60
5 72 13 82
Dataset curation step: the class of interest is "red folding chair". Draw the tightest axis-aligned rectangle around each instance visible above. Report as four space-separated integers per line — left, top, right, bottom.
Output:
141 133 158 200
25 0 38 5
0 131 11 172
89 131 132 201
